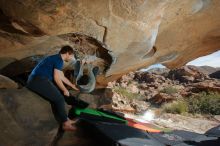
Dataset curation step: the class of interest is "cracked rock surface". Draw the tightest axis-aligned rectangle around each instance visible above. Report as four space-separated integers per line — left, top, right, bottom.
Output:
0 0 219 86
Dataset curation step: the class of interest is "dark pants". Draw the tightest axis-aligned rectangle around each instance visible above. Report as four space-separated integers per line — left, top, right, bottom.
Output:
26 76 68 123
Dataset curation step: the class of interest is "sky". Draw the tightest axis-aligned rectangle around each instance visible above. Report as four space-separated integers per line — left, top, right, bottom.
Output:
186 50 220 67
140 50 220 71
139 64 165 72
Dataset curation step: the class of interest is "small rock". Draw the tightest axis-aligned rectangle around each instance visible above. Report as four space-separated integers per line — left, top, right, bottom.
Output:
120 82 127 88
150 93 175 105
214 115 220 122
127 84 139 93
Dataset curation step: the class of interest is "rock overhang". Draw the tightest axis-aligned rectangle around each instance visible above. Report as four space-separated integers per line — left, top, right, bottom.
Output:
0 0 220 86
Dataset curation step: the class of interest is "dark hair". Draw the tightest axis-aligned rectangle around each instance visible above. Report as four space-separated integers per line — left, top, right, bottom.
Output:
59 45 74 54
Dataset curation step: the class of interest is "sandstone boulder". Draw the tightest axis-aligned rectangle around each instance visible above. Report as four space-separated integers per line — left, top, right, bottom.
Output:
0 0 220 85
0 88 103 146
167 66 208 83
0 75 18 89
150 93 175 105
192 80 220 93
210 70 220 79
0 88 57 146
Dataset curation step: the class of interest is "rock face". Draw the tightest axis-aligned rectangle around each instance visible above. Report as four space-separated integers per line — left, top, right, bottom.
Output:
192 80 220 93
0 55 44 85
0 75 18 89
0 88 103 146
0 88 57 146
167 66 209 83
0 0 220 85
210 70 220 79
107 66 220 109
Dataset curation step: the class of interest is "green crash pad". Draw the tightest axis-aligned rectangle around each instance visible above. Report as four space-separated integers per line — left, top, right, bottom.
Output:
72 107 128 124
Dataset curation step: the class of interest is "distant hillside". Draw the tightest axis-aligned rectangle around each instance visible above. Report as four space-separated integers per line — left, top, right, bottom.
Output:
142 65 220 79
187 65 219 75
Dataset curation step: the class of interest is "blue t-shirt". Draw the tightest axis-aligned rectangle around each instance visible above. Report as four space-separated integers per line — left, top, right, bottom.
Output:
29 54 63 81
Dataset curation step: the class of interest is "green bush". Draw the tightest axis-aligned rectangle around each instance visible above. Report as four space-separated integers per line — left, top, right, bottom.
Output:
187 92 220 115
114 87 142 100
163 92 220 115
163 100 188 114
160 86 178 95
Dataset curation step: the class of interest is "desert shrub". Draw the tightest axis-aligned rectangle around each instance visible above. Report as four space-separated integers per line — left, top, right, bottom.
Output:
163 100 188 114
160 86 178 95
187 92 220 115
114 87 142 100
